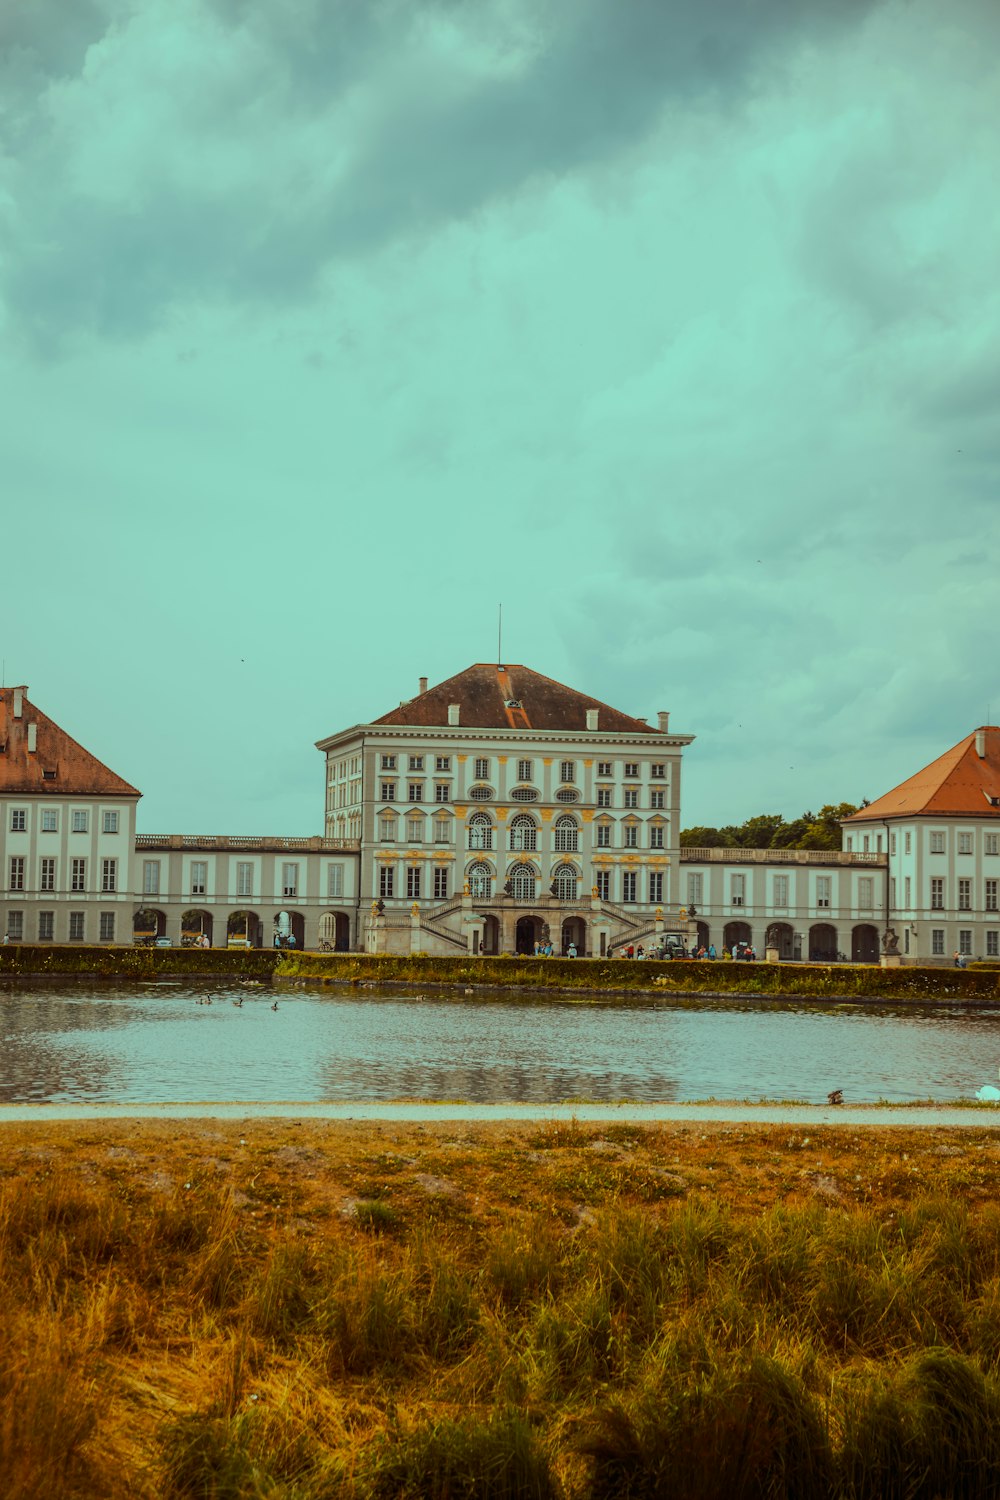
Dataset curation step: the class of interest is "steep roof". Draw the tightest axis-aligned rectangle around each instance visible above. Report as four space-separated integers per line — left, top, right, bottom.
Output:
0 686 140 798
844 727 1000 822
371 663 662 735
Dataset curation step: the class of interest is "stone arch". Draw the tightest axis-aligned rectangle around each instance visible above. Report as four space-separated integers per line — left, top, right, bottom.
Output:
809 923 838 961
765 921 795 960
852 923 879 963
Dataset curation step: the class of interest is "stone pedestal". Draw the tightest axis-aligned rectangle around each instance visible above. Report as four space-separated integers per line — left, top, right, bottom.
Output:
765 946 779 964
880 954 902 968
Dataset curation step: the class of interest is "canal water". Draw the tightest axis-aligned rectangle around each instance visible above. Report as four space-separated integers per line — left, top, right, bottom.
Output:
2 983 1000 1106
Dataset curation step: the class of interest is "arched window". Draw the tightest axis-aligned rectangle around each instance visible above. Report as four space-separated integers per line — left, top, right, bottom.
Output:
551 863 578 900
468 812 493 851
509 814 538 852
508 863 537 901
553 815 579 853
467 861 493 899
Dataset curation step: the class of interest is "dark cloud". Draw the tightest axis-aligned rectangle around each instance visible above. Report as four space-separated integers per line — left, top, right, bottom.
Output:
3 0 876 348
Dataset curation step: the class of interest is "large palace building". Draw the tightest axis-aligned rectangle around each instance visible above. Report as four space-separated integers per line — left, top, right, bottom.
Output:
2 673 998 964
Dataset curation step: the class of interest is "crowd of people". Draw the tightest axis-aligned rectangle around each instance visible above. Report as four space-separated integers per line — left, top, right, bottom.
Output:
616 941 758 961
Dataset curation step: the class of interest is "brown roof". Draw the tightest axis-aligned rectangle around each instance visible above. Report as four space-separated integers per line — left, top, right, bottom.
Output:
0 686 140 798
371 663 661 735
844 727 1000 821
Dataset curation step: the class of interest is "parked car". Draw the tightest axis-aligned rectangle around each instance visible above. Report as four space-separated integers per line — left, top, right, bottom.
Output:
154 936 173 948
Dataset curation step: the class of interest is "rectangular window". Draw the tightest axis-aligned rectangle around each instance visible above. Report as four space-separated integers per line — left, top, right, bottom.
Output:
435 756 451 772
731 873 746 907
39 858 56 892
69 912 85 941
71 858 86 892
381 781 396 802
143 860 160 895
282 862 299 898
846 836 853 852
517 760 532 781
9 857 24 891
773 874 789 908
190 860 207 897
381 755 397 770
986 879 998 912
559 761 574 783
597 788 612 807
435 784 451 803
596 870 610 900
622 871 637 902
379 816 396 842
433 868 448 900
327 863 344 899
38 911 54 941
890 833 897 854
958 878 972 911
41 809 58 833
7 911 23 941
102 858 117 892
687 873 703 906
959 929 973 956
650 763 666 778
958 832 974 855
71 809 89 833
624 789 638 808
624 825 638 848
407 866 421 899
99 911 115 942
932 928 945 955
434 818 450 844
649 825 664 849
905 875 912 906
624 762 638 777
987 931 999 958
103 810 119 833
930 831 945 854
10 808 26 832
863 835 870 852
596 824 611 848
986 833 999 856
408 783 423 802
408 755 424 771
931 877 944 910
816 876 831 909
649 871 663 901
379 866 394 898
474 758 490 780
597 761 612 776
407 818 423 842
237 862 254 898
905 831 912 854
650 789 665 809
891 877 897 906
859 876 874 909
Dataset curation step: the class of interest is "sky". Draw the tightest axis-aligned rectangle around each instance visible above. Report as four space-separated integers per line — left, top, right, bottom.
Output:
2 0 998 835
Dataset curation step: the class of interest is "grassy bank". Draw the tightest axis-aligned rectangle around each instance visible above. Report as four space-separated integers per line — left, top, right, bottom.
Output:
2 944 999 1003
4 1118 1000 1497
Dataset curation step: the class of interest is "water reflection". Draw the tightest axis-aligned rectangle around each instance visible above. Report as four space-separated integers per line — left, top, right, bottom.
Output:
0 983 999 1105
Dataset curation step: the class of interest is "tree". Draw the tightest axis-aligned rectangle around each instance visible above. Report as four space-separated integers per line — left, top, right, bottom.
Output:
680 802 859 852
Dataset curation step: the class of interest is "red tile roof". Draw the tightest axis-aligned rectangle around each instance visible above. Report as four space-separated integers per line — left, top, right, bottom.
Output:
0 687 140 798
844 727 1000 821
371 663 661 734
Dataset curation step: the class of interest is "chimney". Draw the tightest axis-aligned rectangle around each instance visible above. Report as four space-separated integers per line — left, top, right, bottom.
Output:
976 729 986 758
586 708 599 731
447 703 460 725
13 687 24 719
658 711 670 732
27 723 37 753
419 676 428 695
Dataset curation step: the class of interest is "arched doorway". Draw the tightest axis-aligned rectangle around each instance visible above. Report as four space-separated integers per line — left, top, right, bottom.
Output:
561 916 586 955
227 910 260 949
319 911 351 951
273 911 306 950
724 921 752 952
809 923 838 961
515 914 542 954
765 922 794 960
695 921 711 952
481 914 500 955
181 909 213 947
852 924 879 963
133 907 166 945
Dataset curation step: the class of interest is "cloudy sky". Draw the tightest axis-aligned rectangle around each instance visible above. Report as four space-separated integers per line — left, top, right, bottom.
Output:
2 0 998 834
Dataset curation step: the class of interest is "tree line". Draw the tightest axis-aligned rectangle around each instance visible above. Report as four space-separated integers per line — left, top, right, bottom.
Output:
680 801 867 852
